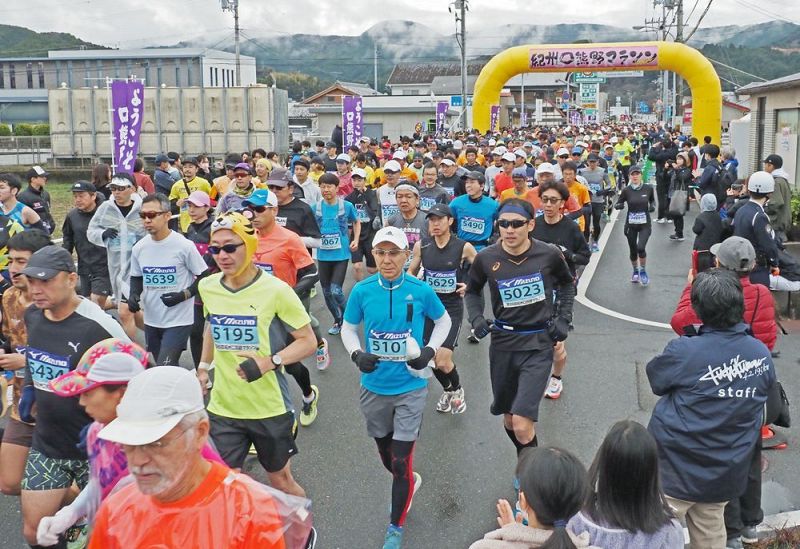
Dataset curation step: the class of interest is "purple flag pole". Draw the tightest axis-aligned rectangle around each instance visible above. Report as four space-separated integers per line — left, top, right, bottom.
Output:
436 102 448 135
342 96 363 150
490 105 501 132
110 80 145 175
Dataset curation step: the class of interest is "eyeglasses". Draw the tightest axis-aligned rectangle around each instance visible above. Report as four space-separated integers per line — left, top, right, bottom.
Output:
208 242 245 255
540 196 564 204
109 185 130 192
139 210 168 219
373 248 407 257
498 219 529 229
121 425 191 455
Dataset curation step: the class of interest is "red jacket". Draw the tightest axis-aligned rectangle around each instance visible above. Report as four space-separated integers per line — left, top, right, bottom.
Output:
670 275 777 350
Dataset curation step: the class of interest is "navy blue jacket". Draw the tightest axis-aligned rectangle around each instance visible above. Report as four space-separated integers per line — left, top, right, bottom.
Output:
153 168 175 196
647 323 775 503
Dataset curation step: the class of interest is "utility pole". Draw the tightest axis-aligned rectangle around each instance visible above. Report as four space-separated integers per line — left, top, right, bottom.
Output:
451 0 468 130
520 73 525 126
675 0 684 122
373 43 378 91
221 0 241 86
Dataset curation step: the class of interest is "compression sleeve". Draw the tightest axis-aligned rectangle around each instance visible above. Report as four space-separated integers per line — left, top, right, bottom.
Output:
301 236 322 249
554 278 576 323
341 321 362 356
293 263 319 296
425 311 452 351
129 276 144 301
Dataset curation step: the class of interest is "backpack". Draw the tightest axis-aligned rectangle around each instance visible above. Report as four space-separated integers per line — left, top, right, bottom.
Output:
711 164 735 205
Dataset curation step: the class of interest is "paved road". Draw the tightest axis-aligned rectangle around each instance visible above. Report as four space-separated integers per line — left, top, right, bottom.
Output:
1 202 798 548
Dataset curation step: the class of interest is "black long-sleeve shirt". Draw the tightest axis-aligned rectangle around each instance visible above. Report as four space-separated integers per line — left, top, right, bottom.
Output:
62 200 109 276
615 184 656 226
531 216 590 277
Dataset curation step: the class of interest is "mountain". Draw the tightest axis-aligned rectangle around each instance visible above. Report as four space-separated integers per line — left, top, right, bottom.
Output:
0 24 103 57
169 19 800 98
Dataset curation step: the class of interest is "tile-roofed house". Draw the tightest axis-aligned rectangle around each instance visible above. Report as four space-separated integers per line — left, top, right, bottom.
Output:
386 61 486 95
302 81 382 105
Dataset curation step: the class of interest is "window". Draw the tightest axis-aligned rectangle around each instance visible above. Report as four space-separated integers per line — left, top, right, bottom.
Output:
37 63 45 88
9 63 15 89
209 66 213 86
214 67 219 87
0 63 4 89
755 96 766 167
26 63 33 88
175 64 181 87
326 95 336 103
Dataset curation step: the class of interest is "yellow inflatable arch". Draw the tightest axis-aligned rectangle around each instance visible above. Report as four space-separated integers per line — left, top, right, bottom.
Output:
473 41 722 144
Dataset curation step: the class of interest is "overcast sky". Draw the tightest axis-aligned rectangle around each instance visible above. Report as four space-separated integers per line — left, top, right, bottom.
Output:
1 0 797 48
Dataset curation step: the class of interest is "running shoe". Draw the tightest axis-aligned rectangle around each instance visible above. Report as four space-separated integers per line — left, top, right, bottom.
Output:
467 329 480 344
436 390 454 413
726 537 744 549
299 385 319 427
639 268 649 286
669 234 685 241
449 387 466 414
306 527 318 549
590 241 600 253
655 218 666 224
741 526 760 544
544 376 563 400
327 322 341 336
631 269 640 283
383 525 403 549
601 212 610 222
315 338 330 370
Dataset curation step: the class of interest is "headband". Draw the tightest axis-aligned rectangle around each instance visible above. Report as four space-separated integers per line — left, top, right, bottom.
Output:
499 204 532 220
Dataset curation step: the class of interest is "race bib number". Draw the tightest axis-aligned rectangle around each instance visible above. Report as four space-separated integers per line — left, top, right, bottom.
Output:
628 211 647 225
426 269 457 293
367 330 408 361
460 216 485 235
381 204 399 221
321 233 341 250
27 348 69 391
355 204 370 222
275 216 287 227
143 266 177 290
255 263 273 275
209 315 259 351
497 273 546 308
420 197 436 211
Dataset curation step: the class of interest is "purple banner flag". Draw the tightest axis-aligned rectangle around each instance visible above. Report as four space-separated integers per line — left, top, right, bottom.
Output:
435 101 448 134
342 96 363 149
520 111 527 127
490 105 501 132
111 81 144 174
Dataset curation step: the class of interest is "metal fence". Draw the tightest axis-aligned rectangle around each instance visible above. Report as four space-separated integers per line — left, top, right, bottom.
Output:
0 136 52 166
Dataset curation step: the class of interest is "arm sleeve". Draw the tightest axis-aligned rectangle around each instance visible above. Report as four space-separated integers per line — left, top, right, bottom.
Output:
61 216 75 253
86 204 107 247
300 237 321 249
293 263 319 297
646 340 686 396
669 283 699 335
692 216 704 235
425 311 452 351
341 320 362 356
571 228 591 267
465 257 487 323
554 272 576 322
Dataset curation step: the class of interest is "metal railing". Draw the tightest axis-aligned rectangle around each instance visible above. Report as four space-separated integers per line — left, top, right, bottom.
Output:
0 136 51 166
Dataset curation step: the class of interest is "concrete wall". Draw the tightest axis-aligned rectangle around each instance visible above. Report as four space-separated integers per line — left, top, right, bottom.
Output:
48 85 289 161
748 87 800 188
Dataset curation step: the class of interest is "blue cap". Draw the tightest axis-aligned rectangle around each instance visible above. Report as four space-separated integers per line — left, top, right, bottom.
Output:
571 147 583 155
155 154 170 164
511 167 528 179
242 188 278 208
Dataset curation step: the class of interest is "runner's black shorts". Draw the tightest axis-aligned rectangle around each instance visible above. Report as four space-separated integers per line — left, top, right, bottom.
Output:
351 238 376 268
488 344 554 421
423 299 462 350
209 411 297 472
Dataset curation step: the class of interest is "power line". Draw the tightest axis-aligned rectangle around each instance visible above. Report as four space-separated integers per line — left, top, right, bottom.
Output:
704 55 768 81
683 0 713 42
731 0 800 25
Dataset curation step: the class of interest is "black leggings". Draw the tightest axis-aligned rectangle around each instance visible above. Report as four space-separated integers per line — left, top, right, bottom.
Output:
625 224 651 261
585 203 604 242
318 260 348 324
375 435 416 527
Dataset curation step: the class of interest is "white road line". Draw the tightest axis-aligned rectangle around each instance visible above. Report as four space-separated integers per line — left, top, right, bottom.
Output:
576 207 672 330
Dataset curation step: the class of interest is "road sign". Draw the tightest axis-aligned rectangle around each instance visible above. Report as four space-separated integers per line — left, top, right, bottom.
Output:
579 83 598 107
574 73 606 84
638 101 650 114
450 95 462 107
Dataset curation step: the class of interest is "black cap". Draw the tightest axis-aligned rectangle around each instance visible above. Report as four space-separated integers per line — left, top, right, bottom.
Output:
461 170 486 184
71 181 96 193
182 156 199 167
586 153 600 161
425 203 453 218
629 164 643 174
325 141 337 148
26 166 49 180
20 246 76 280
763 154 783 168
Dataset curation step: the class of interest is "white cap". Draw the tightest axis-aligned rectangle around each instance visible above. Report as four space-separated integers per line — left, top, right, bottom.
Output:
491 147 505 156
110 175 134 187
536 162 556 175
513 149 527 158
336 153 351 163
453 140 464 149
98 366 205 446
610 136 619 144
352 167 367 179
501 152 516 162
392 150 408 160
372 226 409 249
556 147 570 157
383 160 402 173
440 158 456 167
522 141 533 148
423 152 433 160
488 138 497 146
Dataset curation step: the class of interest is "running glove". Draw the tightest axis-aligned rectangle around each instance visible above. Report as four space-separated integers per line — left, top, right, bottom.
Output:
351 350 380 374
649 205 656 213
126 294 141 313
471 316 492 340
614 202 624 210
407 346 435 370
557 245 573 263
160 290 188 307
36 505 78 546
101 228 119 241
548 316 571 342
19 385 35 423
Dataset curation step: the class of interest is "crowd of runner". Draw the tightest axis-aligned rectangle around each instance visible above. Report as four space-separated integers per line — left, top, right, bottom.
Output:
0 120 795 549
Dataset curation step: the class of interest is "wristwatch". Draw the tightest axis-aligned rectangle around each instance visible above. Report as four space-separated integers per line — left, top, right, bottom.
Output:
271 354 283 368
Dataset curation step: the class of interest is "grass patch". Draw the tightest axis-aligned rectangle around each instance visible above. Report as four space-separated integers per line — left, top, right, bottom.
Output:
44 181 80 240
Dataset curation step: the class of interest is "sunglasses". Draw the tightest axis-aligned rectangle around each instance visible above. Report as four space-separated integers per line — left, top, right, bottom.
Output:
558 155 569 159
540 196 563 204
139 210 169 219
108 185 130 192
498 218 529 229
208 242 245 255
247 205 269 213
373 248 407 257
234 173 251 178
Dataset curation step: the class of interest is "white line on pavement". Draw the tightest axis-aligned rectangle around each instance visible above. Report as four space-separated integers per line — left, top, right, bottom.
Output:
575 207 672 330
